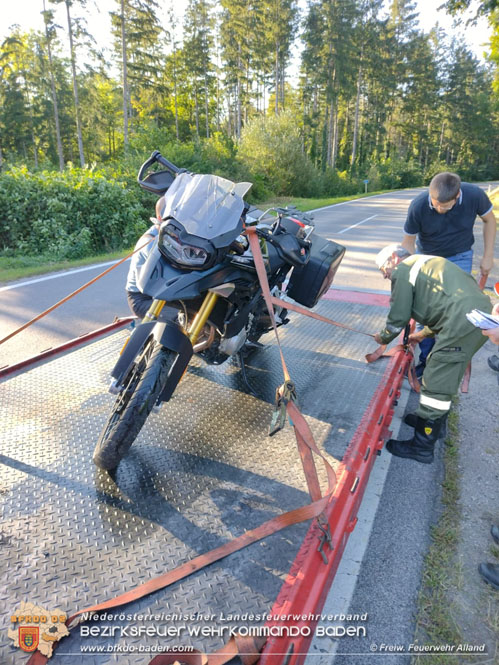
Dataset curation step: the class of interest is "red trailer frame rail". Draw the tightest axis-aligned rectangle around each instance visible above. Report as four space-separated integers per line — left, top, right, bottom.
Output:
0 317 134 380
260 344 412 665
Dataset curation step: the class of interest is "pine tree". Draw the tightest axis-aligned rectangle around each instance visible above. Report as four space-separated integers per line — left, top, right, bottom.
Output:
110 0 164 148
42 0 65 169
183 0 215 138
50 0 94 166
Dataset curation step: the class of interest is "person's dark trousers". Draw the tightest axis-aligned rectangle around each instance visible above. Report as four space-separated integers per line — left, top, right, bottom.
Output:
127 290 153 319
416 249 473 368
418 336 435 367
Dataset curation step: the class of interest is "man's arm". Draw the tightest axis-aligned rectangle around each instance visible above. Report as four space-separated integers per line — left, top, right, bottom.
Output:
376 272 414 344
480 209 497 276
401 234 416 254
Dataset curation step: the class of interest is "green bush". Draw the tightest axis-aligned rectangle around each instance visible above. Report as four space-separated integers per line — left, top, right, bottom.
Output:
365 158 423 190
0 165 154 259
237 111 323 198
321 167 361 196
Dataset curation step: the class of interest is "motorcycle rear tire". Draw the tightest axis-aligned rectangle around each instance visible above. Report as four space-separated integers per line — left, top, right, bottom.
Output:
93 340 176 470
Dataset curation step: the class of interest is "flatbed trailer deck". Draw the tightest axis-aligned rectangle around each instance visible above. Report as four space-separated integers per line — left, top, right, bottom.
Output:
0 290 409 665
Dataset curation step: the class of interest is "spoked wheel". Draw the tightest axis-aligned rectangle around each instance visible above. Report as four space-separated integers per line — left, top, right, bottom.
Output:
93 338 177 470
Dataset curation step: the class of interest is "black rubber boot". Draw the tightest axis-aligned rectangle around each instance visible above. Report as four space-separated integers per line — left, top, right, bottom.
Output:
491 525 499 545
386 416 443 464
488 355 499 372
478 563 499 590
403 412 448 440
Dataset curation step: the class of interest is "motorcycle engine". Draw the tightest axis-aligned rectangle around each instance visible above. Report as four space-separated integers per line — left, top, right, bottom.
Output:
218 324 248 356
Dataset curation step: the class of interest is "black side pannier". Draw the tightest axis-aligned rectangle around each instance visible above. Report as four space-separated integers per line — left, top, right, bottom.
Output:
286 233 345 308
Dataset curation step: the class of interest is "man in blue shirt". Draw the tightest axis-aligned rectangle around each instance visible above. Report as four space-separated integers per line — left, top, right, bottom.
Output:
401 172 496 374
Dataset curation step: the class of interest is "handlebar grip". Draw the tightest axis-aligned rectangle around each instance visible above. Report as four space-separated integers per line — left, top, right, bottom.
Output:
155 153 180 174
137 151 180 185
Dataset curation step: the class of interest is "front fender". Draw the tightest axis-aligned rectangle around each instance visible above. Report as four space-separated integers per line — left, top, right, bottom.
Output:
111 320 193 404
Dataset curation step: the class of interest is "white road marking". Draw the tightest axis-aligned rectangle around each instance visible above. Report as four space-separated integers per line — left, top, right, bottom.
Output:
0 259 128 292
337 214 378 234
308 189 418 213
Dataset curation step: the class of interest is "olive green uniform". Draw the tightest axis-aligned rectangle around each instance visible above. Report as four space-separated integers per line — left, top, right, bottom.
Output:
378 255 491 420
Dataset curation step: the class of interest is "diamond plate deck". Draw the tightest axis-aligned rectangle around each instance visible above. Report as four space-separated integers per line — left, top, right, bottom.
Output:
0 299 390 664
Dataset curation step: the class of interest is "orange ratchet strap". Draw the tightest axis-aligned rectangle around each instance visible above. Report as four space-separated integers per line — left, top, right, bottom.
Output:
0 240 151 348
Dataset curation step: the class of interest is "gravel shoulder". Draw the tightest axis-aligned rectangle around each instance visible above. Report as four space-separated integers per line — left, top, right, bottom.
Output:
452 337 499 661
438 225 499 662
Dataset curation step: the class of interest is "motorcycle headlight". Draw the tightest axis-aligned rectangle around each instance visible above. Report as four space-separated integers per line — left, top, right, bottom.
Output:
159 224 209 267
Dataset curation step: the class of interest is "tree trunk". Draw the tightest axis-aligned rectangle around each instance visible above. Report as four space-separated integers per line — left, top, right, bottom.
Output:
351 62 362 166
327 101 334 166
236 47 242 138
226 91 232 137
205 75 209 138
274 42 279 115
331 103 339 170
43 0 64 170
173 47 179 140
65 0 85 166
194 85 199 137
322 105 329 170
18 58 38 167
438 120 445 161
280 64 285 109
216 70 220 132
121 0 129 149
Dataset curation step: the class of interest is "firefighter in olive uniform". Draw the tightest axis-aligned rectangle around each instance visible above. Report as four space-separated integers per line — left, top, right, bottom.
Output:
373 244 492 464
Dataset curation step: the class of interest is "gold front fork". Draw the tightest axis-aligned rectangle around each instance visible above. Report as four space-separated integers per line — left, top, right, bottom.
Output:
143 293 219 347
187 292 219 344
143 299 167 322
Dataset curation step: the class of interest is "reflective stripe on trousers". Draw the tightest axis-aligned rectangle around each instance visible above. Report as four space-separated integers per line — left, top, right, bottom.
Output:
419 394 452 412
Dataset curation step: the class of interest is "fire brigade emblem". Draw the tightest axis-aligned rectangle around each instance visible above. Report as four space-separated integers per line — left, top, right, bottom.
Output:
19 626 39 652
9 602 69 658
424 427 433 435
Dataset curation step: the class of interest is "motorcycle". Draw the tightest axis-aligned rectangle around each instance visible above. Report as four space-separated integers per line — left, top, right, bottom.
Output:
93 150 345 470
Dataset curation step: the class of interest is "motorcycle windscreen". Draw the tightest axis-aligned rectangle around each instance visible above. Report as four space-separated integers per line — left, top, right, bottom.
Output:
161 173 252 247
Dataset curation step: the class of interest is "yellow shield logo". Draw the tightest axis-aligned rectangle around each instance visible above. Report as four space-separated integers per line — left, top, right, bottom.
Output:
424 427 433 436
19 626 39 652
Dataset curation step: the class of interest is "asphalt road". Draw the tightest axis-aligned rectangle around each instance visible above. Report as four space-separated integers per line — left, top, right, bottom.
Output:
0 187 427 370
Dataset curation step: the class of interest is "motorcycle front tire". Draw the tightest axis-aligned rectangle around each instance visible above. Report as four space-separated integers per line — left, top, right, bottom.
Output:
93 340 177 470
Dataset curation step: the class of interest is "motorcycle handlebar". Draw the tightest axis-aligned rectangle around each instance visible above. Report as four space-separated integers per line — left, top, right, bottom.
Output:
154 151 180 174
137 150 180 185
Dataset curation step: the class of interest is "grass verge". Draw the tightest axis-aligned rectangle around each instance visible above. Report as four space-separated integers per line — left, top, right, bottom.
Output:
0 249 132 284
257 189 391 212
411 408 463 664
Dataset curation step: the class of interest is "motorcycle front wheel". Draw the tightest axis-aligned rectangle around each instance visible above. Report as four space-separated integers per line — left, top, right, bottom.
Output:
93 338 177 470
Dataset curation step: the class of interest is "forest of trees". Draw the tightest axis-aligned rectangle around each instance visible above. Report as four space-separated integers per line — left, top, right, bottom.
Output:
0 0 498 259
